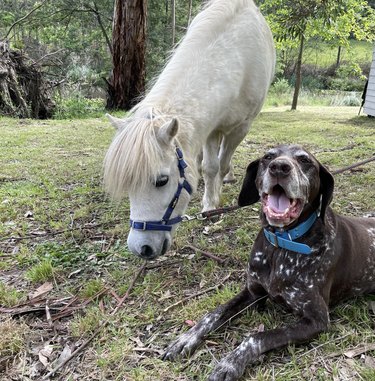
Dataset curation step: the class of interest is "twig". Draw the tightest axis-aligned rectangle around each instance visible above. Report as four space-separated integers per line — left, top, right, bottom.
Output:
42 262 147 380
163 273 231 313
296 333 352 359
32 49 64 65
5 0 50 39
185 244 226 265
111 262 147 315
331 156 375 175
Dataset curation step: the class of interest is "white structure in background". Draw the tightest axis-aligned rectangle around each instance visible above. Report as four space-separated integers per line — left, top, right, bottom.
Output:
364 45 375 117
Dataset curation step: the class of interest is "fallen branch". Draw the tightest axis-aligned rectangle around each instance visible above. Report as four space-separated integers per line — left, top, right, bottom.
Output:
331 156 375 175
163 273 231 313
42 262 147 380
184 244 226 265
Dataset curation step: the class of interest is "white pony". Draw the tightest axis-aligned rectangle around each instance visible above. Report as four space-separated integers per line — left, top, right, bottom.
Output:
103 0 275 259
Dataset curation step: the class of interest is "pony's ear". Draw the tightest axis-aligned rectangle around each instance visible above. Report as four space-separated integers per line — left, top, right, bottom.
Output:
319 163 334 222
238 159 260 206
106 113 126 131
157 118 179 145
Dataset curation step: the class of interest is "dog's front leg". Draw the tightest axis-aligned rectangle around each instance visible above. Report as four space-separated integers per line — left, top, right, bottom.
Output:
163 286 267 360
208 299 329 381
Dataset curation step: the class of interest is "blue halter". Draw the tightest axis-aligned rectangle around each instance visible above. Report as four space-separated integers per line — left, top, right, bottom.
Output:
129 147 193 232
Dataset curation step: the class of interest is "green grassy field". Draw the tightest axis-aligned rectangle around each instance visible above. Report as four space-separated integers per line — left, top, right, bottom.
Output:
303 40 373 68
0 106 374 380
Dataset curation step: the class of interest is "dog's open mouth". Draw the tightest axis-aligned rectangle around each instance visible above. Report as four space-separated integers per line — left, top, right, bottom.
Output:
262 185 304 226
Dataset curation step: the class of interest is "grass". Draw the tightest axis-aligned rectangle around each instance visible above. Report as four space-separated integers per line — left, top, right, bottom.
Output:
303 40 373 69
0 106 374 380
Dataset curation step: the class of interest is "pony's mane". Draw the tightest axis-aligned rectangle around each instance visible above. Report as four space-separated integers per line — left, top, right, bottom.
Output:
103 111 170 200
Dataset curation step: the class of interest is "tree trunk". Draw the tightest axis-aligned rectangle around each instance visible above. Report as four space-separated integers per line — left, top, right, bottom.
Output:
171 0 176 45
187 0 193 26
106 0 147 110
291 34 304 111
336 46 342 69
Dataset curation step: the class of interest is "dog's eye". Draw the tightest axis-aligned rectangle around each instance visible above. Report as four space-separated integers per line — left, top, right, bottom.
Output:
297 155 311 164
155 175 169 187
263 153 275 161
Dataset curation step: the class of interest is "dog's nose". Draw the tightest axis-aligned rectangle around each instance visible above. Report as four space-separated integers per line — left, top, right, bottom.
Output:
269 160 292 178
140 245 155 259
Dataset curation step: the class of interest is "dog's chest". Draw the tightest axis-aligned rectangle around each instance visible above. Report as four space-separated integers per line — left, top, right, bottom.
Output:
248 246 328 311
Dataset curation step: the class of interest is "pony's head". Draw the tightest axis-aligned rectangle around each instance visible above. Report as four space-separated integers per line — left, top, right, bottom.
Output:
103 112 196 260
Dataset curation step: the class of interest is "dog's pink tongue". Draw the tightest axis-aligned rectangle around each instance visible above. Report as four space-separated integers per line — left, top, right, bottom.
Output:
269 192 290 212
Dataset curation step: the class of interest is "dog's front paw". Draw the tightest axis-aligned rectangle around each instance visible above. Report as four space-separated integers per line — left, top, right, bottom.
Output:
163 330 203 361
208 358 243 381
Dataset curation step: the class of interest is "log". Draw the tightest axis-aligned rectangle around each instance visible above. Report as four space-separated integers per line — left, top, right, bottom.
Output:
0 40 55 119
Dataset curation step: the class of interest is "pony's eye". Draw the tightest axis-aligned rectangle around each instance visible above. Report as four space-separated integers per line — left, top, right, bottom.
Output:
155 175 169 187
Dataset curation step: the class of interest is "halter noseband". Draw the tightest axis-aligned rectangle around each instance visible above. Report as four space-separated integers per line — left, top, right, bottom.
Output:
129 147 193 232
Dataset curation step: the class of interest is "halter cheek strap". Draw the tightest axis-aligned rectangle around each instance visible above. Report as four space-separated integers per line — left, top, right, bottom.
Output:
129 147 193 232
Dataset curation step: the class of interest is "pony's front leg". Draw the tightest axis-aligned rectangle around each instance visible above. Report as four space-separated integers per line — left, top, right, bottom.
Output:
202 132 222 211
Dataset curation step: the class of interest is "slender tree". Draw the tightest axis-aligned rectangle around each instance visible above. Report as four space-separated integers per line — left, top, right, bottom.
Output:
106 0 147 110
262 0 375 110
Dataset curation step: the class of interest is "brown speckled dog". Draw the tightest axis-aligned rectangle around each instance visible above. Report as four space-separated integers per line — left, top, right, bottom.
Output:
164 144 375 381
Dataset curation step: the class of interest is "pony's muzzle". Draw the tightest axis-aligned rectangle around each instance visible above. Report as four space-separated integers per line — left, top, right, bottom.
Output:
127 230 171 259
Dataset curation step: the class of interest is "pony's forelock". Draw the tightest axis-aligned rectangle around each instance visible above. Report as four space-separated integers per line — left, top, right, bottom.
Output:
103 116 169 200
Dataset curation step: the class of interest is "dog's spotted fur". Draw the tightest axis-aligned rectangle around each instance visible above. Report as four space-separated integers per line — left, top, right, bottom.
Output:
163 145 375 381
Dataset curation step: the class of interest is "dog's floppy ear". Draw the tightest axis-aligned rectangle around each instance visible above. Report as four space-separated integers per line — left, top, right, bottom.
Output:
319 163 334 222
238 159 260 206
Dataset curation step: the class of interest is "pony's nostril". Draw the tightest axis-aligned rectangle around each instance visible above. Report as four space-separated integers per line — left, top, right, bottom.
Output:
141 245 154 258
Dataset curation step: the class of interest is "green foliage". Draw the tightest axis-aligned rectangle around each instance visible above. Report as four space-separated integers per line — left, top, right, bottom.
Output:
262 0 375 45
53 95 105 119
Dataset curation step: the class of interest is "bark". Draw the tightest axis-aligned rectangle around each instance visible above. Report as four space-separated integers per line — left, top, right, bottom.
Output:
106 0 147 110
291 34 304 111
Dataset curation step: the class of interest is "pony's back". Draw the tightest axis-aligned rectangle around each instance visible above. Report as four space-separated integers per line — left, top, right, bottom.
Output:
142 0 274 128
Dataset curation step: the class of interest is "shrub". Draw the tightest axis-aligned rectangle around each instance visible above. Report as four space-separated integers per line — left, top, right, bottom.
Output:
271 78 292 95
53 95 106 119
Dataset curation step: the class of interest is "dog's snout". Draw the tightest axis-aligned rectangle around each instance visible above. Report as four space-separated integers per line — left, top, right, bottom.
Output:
141 245 155 259
269 159 292 178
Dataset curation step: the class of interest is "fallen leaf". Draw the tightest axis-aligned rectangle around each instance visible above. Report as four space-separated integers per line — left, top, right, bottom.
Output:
30 282 53 299
38 344 53 368
158 290 172 302
54 344 72 368
257 324 265 332
184 320 196 327
130 336 144 348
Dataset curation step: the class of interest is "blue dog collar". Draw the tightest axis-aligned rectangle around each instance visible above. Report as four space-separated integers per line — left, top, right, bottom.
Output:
263 212 318 255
